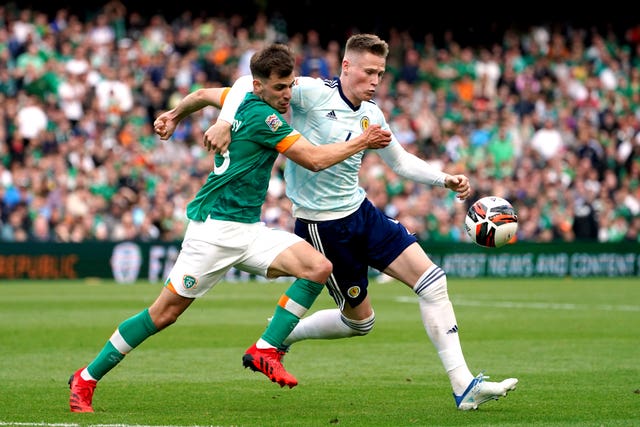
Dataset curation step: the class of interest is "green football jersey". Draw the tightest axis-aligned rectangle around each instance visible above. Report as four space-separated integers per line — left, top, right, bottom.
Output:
186 93 295 223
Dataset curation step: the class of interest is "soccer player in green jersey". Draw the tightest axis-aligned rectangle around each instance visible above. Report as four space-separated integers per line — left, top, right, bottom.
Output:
68 43 391 413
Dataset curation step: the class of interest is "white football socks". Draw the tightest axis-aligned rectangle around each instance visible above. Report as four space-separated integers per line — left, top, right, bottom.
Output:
284 308 373 346
414 265 474 395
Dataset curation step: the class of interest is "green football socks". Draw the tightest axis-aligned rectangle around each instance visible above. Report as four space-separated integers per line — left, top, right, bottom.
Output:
261 278 324 349
87 308 158 380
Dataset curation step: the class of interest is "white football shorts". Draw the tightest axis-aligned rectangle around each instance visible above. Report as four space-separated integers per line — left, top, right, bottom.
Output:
166 217 303 298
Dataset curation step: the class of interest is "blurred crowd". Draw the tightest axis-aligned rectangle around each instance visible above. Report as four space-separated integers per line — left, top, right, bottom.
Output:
1 1 639 244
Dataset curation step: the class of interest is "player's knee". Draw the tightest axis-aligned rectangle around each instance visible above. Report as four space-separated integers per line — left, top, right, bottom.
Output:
414 265 448 302
149 306 183 330
308 255 332 283
341 311 375 336
151 312 179 330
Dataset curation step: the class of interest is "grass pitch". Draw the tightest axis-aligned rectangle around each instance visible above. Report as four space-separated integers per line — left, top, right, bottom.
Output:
0 277 638 426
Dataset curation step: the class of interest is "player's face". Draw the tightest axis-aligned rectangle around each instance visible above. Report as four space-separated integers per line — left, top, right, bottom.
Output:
255 73 295 113
342 51 386 105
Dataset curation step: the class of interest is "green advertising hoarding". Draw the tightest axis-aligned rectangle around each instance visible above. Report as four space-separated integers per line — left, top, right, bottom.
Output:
0 241 638 281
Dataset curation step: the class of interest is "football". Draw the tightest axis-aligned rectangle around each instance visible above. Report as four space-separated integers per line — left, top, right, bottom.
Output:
464 196 518 248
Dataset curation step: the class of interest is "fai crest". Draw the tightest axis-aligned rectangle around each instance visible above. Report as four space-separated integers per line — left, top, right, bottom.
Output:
183 275 198 289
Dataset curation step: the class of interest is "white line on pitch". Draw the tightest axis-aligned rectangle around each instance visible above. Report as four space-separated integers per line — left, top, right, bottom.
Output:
0 423 79 427
0 423 234 427
394 296 640 311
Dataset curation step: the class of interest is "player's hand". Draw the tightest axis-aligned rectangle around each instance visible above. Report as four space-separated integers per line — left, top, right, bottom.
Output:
444 174 471 200
203 120 232 153
153 113 177 141
363 124 392 149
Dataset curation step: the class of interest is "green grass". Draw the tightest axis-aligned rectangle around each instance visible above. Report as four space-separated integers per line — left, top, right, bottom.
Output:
0 277 638 427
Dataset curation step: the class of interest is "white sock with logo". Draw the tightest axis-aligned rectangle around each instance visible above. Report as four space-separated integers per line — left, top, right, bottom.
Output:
414 265 474 395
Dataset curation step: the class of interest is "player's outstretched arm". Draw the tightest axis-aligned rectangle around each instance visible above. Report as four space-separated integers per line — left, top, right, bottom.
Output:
379 144 471 200
378 144 471 200
379 144 447 185
283 124 391 172
153 87 228 140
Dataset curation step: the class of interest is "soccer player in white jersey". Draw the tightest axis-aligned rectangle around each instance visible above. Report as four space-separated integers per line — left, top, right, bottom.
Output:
67 43 391 413
195 34 518 411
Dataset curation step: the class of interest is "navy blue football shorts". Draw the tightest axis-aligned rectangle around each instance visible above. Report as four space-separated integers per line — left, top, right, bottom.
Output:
294 198 417 309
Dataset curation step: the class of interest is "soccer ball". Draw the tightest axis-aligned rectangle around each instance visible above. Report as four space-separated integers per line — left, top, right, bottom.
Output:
464 196 518 248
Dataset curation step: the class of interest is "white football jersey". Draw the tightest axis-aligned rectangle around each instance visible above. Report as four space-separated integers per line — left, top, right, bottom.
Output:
286 77 399 220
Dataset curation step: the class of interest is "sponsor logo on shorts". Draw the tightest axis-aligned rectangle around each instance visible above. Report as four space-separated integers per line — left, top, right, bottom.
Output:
183 275 198 289
347 286 361 298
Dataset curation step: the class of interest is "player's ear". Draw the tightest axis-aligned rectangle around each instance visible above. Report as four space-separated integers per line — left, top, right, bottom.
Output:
342 58 350 73
252 78 263 93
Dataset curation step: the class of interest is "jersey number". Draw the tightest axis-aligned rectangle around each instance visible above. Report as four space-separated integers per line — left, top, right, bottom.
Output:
213 151 230 175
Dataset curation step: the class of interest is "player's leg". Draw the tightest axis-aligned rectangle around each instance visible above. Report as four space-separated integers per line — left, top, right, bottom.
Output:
383 242 517 409
69 219 237 412
383 242 475 390
284 205 377 346
351 199 478 398
238 227 330 387
69 287 193 413
284 295 374 345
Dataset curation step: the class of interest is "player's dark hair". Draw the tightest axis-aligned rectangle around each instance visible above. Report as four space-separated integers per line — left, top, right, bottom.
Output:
250 43 295 80
345 33 389 58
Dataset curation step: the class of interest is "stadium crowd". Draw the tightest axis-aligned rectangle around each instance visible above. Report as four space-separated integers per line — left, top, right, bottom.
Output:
1 2 639 244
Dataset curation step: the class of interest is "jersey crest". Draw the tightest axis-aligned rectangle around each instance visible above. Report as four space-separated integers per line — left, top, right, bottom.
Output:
360 116 370 131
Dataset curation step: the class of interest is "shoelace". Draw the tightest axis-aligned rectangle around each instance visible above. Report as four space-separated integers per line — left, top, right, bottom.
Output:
476 372 489 381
